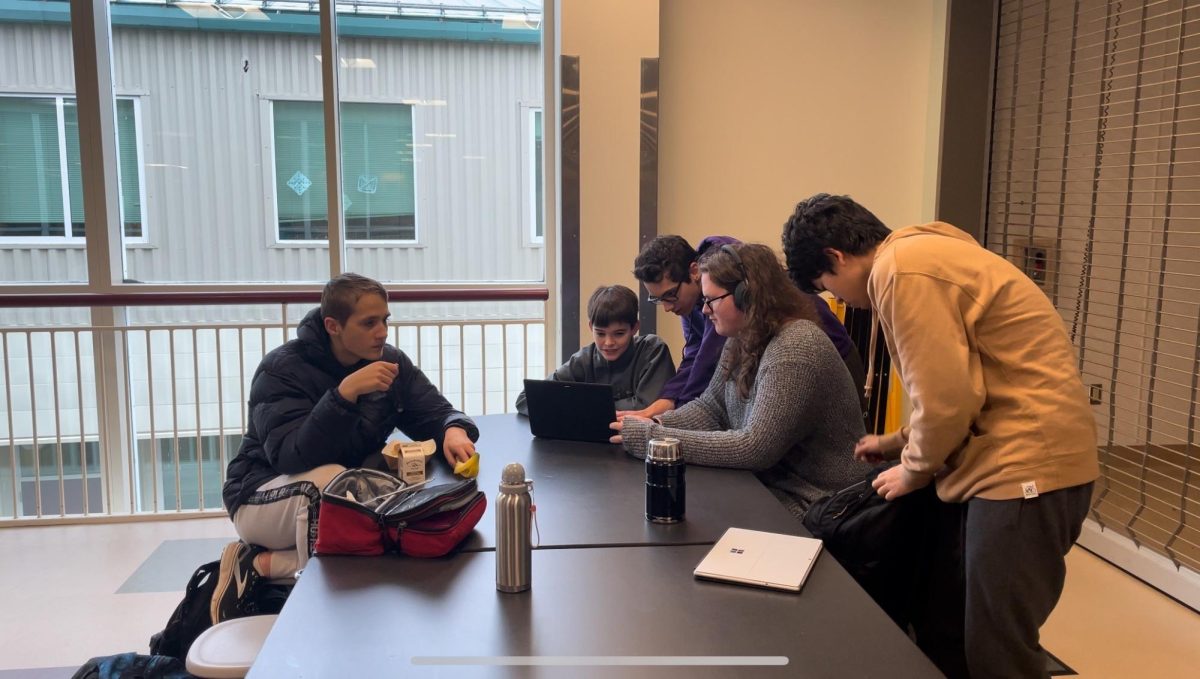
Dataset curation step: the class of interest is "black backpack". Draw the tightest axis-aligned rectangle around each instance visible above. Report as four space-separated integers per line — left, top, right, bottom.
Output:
149 559 293 661
148 560 220 660
71 652 192 679
803 463 936 628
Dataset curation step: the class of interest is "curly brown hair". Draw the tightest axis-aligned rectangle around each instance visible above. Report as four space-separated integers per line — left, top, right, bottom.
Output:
699 243 818 399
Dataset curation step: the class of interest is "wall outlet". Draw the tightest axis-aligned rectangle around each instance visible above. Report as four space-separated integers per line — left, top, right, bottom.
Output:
1011 238 1056 291
1023 244 1049 285
1088 383 1103 405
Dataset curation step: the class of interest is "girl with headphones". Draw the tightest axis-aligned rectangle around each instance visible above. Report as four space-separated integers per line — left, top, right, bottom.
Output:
611 243 867 520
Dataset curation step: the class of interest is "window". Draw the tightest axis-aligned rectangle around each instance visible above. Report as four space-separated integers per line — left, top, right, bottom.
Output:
273 100 416 242
0 95 143 240
137 433 240 512
531 108 544 243
1 441 103 516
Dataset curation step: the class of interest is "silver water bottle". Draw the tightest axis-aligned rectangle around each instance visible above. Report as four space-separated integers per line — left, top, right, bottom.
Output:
496 462 532 592
646 438 685 523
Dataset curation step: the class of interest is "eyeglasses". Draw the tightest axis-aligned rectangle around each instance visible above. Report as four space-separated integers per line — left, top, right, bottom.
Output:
701 292 734 313
646 280 684 305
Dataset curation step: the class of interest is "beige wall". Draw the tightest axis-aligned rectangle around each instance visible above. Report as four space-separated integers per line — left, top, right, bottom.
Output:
561 0 660 349
655 0 948 350
560 0 948 359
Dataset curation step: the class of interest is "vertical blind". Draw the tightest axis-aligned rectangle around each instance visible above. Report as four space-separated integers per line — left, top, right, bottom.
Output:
0 97 62 234
988 0 1200 575
0 96 141 238
64 99 142 237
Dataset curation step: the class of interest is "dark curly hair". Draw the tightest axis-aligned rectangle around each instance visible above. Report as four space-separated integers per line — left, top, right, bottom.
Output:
781 194 891 293
699 243 817 400
633 235 696 284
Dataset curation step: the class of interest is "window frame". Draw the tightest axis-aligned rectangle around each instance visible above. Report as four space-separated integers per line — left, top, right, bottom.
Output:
266 97 421 248
0 92 148 246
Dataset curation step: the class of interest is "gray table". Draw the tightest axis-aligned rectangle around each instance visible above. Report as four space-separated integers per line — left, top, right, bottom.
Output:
252 414 939 678
435 414 807 550
250 547 941 678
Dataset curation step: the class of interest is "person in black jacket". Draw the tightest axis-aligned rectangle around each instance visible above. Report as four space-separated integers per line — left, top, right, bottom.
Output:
212 273 478 624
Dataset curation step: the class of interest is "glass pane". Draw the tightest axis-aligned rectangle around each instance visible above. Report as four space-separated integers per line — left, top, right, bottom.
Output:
10 442 102 516
0 97 67 238
0 3 85 283
155 435 223 512
116 99 142 238
273 100 327 240
533 109 543 241
109 0 328 282
342 102 415 241
338 1 546 283
272 101 416 241
63 99 139 238
63 101 83 236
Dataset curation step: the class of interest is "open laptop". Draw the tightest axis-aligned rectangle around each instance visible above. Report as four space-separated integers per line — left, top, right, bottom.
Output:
522 379 618 444
694 527 823 592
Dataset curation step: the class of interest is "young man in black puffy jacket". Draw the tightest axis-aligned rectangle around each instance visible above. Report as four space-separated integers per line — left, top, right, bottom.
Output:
213 273 478 624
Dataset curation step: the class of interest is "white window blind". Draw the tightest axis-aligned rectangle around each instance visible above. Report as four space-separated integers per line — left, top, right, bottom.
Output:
988 0 1200 576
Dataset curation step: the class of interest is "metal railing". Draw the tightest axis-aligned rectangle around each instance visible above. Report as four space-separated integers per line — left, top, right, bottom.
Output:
0 288 546 523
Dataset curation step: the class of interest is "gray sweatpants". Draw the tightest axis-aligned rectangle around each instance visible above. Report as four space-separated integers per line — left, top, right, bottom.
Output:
231 464 345 579
916 482 1094 679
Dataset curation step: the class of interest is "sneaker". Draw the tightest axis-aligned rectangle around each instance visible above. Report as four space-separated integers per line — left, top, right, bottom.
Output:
210 540 264 625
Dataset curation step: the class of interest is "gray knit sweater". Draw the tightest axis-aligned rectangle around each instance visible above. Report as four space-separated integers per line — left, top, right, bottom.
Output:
621 319 867 519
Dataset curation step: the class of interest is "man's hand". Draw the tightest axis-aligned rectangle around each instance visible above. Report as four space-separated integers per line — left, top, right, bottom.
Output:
871 464 932 501
853 428 907 464
337 361 399 403
616 398 674 420
609 415 652 445
442 426 475 465
853 435 895 464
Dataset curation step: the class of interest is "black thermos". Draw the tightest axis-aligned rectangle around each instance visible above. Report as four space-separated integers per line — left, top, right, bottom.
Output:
646 437 685 523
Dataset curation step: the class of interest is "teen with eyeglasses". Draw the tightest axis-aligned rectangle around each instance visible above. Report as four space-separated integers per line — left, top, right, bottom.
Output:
613 243 867 521
629 235 863 421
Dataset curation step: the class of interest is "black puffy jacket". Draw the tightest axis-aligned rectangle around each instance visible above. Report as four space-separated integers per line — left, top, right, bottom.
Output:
222 307 478 515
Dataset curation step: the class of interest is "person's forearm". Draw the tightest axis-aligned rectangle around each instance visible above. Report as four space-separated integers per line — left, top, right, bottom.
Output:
641 398 675 418
882 426 910 457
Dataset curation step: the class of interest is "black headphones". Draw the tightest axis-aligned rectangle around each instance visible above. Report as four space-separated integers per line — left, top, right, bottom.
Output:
721 244 750 310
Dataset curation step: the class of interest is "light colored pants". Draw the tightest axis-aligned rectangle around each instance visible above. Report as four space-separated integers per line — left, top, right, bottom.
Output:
231 464 345 579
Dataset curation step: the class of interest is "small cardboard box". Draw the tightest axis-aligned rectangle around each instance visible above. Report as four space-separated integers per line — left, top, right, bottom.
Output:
381 439 436 485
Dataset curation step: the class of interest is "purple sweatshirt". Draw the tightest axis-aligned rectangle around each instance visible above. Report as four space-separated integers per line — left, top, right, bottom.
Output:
658 236 856 407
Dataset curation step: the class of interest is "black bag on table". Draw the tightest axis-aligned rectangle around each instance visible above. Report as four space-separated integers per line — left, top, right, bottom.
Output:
803 462 936 628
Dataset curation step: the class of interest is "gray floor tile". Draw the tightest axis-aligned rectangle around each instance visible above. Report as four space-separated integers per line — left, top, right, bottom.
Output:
116 537 231 594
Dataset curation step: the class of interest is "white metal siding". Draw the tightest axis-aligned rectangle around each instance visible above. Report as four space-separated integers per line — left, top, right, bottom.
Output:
0 23 544 287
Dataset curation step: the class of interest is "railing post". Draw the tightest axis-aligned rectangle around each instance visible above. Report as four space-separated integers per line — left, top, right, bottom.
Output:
91 306 133 514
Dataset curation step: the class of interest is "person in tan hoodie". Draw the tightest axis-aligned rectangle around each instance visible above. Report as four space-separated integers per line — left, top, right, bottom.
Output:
782 194 1099 679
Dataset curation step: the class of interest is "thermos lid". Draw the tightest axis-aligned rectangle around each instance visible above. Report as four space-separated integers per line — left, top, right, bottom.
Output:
646 437 682 462
500 462 528 490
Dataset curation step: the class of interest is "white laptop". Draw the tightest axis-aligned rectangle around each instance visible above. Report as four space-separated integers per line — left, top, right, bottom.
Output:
693 527 823 592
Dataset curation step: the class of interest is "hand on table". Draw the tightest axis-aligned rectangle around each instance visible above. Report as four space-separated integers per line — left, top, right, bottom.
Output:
609 415 652 445
442 426 476 466
616 398 674 421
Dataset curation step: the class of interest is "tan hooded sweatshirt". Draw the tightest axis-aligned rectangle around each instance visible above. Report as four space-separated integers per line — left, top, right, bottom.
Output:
869 222 1099 502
